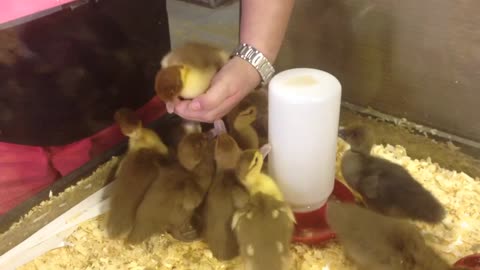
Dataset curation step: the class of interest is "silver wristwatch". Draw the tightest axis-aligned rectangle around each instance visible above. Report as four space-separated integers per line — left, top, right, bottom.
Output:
232 43 276 85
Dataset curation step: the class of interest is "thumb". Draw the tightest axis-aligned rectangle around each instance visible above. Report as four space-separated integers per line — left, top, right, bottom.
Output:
189 83 232 111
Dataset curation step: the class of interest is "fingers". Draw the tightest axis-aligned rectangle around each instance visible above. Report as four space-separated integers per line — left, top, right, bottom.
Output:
174 91 244 122
187 80 234 112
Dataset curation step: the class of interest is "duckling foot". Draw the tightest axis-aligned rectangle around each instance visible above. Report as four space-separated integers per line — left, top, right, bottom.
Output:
259 143 272 159
170 224 200 242
207 119 227 138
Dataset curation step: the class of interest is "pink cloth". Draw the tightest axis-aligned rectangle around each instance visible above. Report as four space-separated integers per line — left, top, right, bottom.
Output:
0 96 166 214
0 0 76 24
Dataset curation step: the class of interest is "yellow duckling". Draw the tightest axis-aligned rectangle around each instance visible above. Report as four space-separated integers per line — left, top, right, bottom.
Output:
234 146 286 201
106 108 169 239
114 108 168 155
155 42 229 113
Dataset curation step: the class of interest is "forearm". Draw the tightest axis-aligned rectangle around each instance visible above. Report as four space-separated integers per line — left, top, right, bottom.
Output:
239 0 295 63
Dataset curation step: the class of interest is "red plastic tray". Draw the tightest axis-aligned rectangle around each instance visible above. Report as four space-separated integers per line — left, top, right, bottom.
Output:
292 179 357 245
454 254 480 270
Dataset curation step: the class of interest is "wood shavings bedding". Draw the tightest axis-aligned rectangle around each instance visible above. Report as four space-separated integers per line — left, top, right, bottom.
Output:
17 140 480 270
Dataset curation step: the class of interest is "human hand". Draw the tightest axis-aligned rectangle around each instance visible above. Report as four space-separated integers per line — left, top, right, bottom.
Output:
169 56 261 123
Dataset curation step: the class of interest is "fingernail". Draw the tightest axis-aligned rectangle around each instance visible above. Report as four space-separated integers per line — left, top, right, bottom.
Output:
190 101 201 111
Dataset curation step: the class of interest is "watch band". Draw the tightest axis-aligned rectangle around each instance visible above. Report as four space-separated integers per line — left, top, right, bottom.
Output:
232 43 276 85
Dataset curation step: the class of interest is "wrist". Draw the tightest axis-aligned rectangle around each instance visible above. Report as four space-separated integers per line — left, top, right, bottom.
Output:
238 38 277 63
231 43 276 85
230 56 262 86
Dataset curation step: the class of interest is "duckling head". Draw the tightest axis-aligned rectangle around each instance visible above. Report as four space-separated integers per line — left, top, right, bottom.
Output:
214 133 242 170
114 108 141 136
182 121 202 135
235 149 264 181
338 125 375 154
233 105 258 130
177 132 211 171
114 108 168 155
154 65 188 102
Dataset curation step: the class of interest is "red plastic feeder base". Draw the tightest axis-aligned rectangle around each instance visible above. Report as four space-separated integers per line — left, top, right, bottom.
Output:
292 179 356 245
454 254 480 270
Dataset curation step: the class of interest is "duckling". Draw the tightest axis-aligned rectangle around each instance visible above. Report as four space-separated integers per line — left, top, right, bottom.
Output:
232 193 295 270
226 105 260 150
126 160 205 244
126 121 210 244
176 129 216 193
106 108 169 239
234 147 285 202
155 42 229 113
156 117 203 157
160 42 229 69
231 147 295 270
174 126 218 235
227 88 268 145
338 125 446 224
326 201 454 270
202 121 250 260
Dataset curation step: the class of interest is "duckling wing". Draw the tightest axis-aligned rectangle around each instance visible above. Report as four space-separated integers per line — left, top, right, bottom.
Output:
326 202 420 270
127 164 196 243
234 194 294 270
204 172 240 260
364 158 445 223
106 150 161 239
126 176 174 244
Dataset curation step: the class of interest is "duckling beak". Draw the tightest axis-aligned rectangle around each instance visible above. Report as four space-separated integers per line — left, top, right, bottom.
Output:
259 143 272 159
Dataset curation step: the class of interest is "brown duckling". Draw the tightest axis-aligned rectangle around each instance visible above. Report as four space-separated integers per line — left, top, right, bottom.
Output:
202 121 250 260
227 88 268 145
174 126 219 235
126 161 205 244
338 125 446 224
232 147 295 270
127 123 215 244
106 108 169 239
155 42 229 113
225 105 260 150
326 201 457 270
156 117 203 157
176 129 216 193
